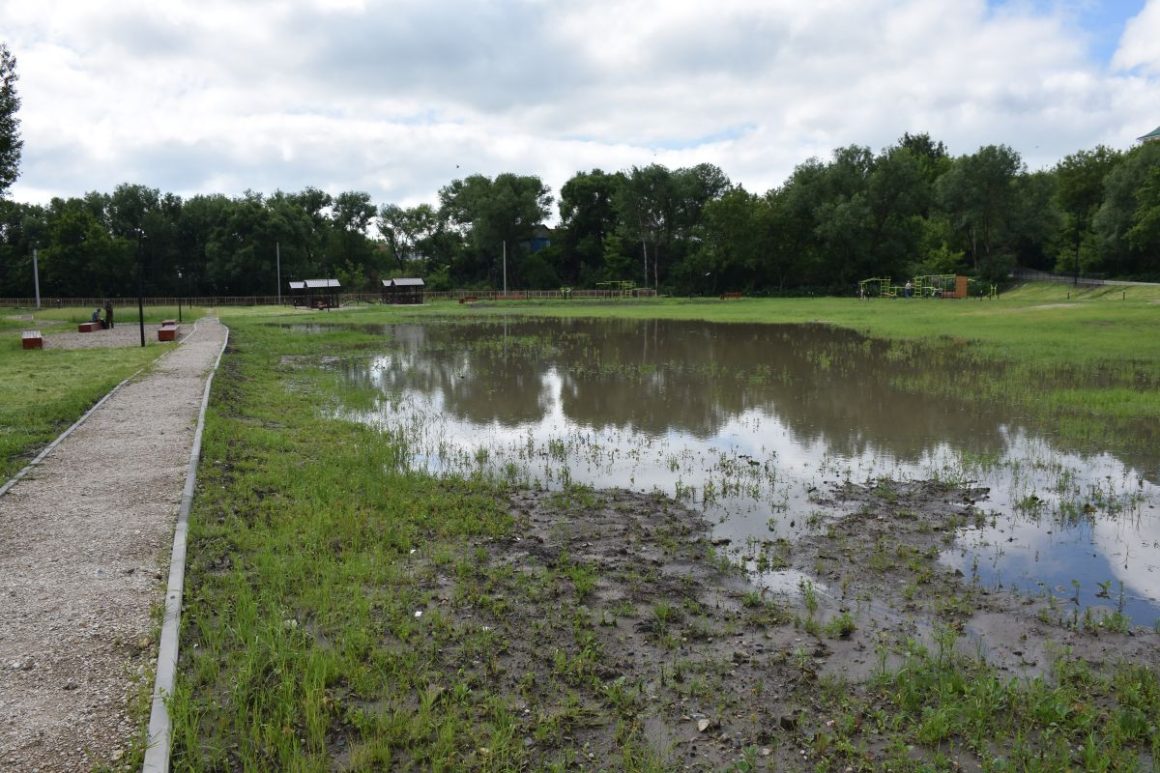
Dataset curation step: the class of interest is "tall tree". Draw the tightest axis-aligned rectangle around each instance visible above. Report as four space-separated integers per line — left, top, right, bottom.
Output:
937 144 1024 279
1054 146 1120 279
0 198 42 295
378 203 441 273
439 173 551 287
329 190 378 287
557 169 624 285
1094 142 1160 278
0 43 22 197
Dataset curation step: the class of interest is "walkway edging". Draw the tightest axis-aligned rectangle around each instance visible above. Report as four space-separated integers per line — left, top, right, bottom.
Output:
0 374 139 499
0 318 219 501
142 320 229 773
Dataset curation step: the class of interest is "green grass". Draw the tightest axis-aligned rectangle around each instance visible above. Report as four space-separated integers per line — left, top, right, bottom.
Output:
164 300 1159 769
0 306 179 481
6 288 1159 768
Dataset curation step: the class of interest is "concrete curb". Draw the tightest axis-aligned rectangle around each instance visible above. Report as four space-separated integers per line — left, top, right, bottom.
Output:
142 319 229 773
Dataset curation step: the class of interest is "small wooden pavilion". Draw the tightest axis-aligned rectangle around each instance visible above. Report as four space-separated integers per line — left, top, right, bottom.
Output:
290 279 342 309
381 277 426 304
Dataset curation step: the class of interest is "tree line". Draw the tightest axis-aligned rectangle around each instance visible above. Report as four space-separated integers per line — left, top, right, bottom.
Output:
0 133 1158 299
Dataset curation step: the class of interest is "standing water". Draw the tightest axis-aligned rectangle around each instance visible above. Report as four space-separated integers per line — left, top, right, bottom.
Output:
329 317 1160 625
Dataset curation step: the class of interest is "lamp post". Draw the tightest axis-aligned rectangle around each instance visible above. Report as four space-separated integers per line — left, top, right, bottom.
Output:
32 246 41 310
177 269 183 323
135 228 146 348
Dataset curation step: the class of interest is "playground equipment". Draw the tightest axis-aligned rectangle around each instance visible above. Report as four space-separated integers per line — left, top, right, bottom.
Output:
859 274 972 299
858 277 897 298
595 280 638 297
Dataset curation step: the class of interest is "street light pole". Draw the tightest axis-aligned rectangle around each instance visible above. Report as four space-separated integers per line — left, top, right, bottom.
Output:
136 229 146 348
32 247 41 309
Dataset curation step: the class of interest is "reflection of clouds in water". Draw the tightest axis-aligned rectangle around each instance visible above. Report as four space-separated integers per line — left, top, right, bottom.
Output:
339 322 1160 624
1093 510 1160 606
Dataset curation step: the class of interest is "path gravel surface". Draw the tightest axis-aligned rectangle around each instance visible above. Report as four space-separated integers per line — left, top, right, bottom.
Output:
0 318 227 772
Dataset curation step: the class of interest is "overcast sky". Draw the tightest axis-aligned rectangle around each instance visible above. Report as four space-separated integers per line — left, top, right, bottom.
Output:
3 0 1159 215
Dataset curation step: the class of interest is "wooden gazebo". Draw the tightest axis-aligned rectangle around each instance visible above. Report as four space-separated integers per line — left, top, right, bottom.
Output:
381 277 425 305
289 279 342 309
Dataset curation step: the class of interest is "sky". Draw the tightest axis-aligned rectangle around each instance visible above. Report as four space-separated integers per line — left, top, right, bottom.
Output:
3 0 1159 216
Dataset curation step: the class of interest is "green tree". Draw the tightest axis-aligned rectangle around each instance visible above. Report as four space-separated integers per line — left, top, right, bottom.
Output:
439 173 551 287
0 198 42 295
39 197 122 296
684 186 763 295
1093 142 1160 278
378 203 442 274
1054 146 1120 279
329 191 378 288
0 43 21 197
557 169 624 285
176 194 234 296
614 163 730 290
937 145 1024 280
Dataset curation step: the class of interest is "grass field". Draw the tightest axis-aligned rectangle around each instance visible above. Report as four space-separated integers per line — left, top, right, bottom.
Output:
166 286 1157 770
4 286 1159 769
0 307 180 481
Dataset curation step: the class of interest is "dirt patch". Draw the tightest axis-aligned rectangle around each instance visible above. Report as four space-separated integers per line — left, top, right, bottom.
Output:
420 481 1158 769
789 480 1157 677
28 321 190 350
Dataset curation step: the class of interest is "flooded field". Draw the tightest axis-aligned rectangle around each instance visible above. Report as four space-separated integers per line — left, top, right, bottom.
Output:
327 317 1159 627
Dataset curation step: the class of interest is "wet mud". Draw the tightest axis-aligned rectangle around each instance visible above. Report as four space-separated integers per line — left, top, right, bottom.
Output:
428 481 1159 770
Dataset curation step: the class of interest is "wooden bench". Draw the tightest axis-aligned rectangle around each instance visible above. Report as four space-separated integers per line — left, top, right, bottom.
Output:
158 320 178 342
78 321 102 332
22 330 43 349
458 295 478 304
720 292 744 300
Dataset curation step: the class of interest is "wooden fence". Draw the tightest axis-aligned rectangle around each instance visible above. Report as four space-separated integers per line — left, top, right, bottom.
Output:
0 287 659 309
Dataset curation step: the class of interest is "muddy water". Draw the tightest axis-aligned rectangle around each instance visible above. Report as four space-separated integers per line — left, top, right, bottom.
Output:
333 317 1160 625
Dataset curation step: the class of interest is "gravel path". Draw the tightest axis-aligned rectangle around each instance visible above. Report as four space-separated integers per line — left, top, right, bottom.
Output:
0 318 227 772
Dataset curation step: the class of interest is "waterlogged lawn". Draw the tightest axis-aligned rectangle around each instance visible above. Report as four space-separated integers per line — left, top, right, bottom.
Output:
170 312 1160 770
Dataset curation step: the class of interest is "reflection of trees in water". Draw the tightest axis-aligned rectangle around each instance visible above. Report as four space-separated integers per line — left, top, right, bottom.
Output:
346 318 1021 464
350 322 553 426
550 319 1010 462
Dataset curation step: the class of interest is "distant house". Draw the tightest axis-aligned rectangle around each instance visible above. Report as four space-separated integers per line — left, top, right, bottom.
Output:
289 278 341 309
381 277 425 304
528 224 553 253
1139 125 1160 143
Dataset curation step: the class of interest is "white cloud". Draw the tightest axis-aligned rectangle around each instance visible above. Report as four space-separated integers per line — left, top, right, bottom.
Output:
1113 0 1160 74
2 0 1158 209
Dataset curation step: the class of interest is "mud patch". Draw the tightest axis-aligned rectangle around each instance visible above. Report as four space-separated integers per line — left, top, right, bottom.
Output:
414 481 1159 769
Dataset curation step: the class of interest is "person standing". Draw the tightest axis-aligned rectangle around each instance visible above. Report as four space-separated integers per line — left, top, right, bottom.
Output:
104 300 114 329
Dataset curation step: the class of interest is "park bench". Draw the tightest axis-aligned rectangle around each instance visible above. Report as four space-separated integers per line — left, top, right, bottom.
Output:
158 320 178 342
22 330 43 350
78 321 102 332
458 295 478 304
720 292 744 300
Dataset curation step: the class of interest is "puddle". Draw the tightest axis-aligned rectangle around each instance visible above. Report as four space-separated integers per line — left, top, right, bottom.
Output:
332 317 1160 625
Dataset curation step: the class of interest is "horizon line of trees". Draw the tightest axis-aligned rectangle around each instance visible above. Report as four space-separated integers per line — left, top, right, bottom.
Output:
1 132 1158 299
